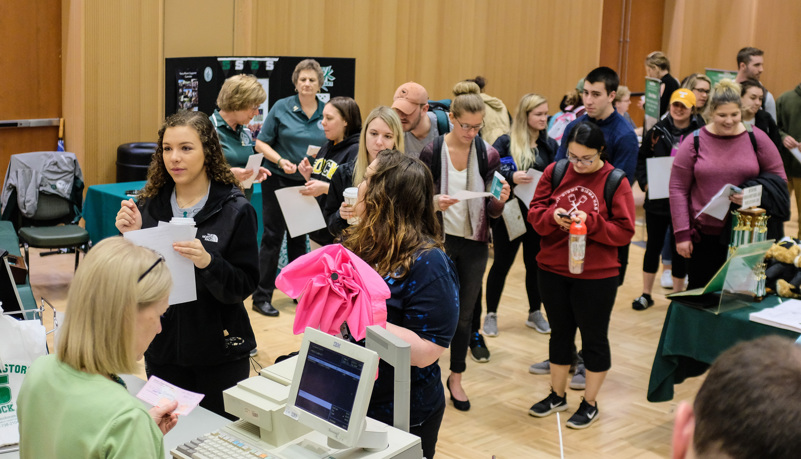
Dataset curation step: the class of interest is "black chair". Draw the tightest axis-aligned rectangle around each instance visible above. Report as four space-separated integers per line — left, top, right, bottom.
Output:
17 192 89 271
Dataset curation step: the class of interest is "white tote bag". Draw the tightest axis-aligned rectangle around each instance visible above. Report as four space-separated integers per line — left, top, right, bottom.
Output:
0 308 47 448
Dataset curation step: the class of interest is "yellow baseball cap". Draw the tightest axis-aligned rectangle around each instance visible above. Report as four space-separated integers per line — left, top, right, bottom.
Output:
670 88 696 108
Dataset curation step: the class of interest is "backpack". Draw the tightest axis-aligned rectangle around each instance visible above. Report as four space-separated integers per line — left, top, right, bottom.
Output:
547 105 586 145
550 158 626 218
429 135 488 179
692 124 757 155
428 99 451 135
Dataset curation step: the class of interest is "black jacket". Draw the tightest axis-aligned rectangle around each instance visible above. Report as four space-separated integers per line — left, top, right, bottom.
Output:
310 132 359 245
754 109 783 156
141 181 259 366
325 160 355 240
636 115 701 215
739 172 791 241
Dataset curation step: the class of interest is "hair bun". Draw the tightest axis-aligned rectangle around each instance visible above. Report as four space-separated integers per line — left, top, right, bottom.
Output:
453 81 481 97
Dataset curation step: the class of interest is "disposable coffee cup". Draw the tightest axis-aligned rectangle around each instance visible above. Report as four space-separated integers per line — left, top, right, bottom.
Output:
343 187 360 225
170 217 196 226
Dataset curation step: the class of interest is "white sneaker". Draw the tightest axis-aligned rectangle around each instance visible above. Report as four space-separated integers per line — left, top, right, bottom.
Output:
660 269 673 289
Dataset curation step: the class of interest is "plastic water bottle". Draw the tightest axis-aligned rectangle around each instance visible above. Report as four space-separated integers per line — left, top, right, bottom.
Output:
569 220 587 274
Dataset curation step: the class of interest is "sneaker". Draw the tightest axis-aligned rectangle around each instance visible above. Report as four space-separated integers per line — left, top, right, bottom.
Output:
632 294 654 311
528 359 577 375
528 389 568 417
569 363 586 390
661 269 673 288
469 332 491 363
483 312 498 337
566 398 599 429
526 310 551 334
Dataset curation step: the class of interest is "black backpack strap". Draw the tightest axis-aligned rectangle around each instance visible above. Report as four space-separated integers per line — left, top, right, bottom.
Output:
476 138 488 179
693 128 701 154
431 135 444 179
551 158 570 191
604 168 627 218
744 123 758 153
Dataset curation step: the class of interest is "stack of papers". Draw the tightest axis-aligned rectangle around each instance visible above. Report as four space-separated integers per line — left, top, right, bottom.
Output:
749 299 801 333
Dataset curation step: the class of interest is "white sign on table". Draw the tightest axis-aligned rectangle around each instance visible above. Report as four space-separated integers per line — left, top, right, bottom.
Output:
740 185 762 210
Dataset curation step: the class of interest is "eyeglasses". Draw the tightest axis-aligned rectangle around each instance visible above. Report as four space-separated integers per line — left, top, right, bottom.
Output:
567 152 600 166
138 256 165 283
694 88 710 94
455 118 484 132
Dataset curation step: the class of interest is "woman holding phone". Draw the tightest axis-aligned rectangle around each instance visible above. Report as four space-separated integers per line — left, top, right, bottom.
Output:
527 121 635 429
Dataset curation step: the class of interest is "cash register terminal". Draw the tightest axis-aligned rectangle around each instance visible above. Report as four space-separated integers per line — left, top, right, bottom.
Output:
170 327 422 459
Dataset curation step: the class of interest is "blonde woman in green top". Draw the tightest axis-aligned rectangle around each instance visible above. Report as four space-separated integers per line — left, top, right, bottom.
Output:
17 237 178 458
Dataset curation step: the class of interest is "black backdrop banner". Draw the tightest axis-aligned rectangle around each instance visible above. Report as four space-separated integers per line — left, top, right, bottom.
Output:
165 56 356 117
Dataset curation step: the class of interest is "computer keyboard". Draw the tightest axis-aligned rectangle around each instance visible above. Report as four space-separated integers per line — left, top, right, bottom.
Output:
171 430 282 459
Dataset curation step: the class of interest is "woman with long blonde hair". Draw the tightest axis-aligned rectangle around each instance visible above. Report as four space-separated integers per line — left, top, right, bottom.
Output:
483 93 557 337
324 106 404 239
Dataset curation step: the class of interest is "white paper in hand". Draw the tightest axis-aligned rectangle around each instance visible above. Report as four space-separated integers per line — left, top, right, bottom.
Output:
124 224 198 305
645 156 674 200
450 190 492 201
695 184 738 220
513 169 542 209
240 153 264 189
274 186 326 238
136 375 205 416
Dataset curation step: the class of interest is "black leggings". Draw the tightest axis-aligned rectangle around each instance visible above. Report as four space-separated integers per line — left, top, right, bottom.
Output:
411 402 445 459
643 211 685 277
253 176 308 303
145 357 250 420
485 214 542 314
538 270 618 372
445 236 489 374
686 232 729 290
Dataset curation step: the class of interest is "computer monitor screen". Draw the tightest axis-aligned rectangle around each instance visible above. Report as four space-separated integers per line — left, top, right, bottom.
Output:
0 257 24 317
294 342 362 430
285 327 379 448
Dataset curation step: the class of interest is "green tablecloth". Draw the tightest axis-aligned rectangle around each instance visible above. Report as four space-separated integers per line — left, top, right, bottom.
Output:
0 220 37 315
647 296 800 402
83 181 264 244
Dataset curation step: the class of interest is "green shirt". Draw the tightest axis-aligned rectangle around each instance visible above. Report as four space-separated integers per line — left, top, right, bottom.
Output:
256 94 326 180
210 109 255 168
17 355 164 458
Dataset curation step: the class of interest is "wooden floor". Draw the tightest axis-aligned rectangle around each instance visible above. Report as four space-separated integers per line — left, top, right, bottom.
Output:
28 187 799 458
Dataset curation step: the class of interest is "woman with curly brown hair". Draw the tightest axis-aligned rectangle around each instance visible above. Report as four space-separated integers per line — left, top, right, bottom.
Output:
343 149 458 458
115 110 259 418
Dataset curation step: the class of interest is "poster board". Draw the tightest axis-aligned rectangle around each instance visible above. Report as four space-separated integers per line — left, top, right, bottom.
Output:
165 56 356 122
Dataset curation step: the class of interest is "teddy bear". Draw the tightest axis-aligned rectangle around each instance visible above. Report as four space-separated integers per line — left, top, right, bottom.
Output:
764 238 801 298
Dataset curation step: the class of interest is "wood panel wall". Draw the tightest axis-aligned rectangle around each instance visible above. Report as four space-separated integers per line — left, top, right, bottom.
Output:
67 0 602 186
60 0 801 187
236 0 603 131
62 0 164 187
0 0 62 178
663 0 801 100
